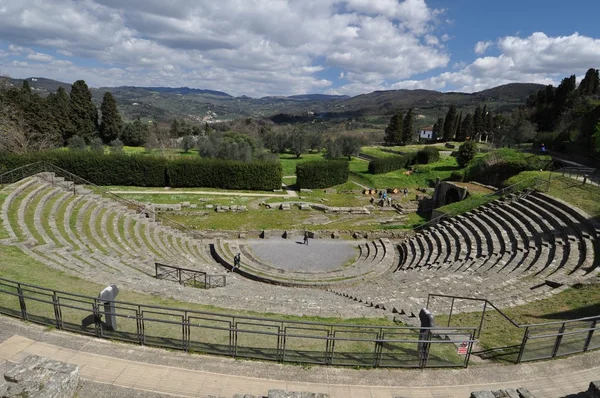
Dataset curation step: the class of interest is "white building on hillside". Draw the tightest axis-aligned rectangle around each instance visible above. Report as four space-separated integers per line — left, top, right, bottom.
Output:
419 126 434 140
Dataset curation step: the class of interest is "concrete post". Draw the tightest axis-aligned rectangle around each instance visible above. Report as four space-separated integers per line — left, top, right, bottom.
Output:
98 284 119 331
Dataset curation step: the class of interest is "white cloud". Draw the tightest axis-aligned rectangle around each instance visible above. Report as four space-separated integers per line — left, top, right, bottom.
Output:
474 40 493 54
329 32 600 95
0 0 448 96
26 52 53 62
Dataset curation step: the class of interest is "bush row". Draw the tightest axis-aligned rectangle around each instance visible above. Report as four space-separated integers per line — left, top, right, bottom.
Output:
0 151 282 190
368 156 408 174
296 160 348 189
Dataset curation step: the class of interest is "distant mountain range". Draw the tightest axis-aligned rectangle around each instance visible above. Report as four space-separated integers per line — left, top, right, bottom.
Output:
5 76 544 123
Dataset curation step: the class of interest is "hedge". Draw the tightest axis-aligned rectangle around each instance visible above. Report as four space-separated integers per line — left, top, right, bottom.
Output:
296 160 348 189
416 147 440 164
368 156 407 174
168 158 282 190
0 151 282 190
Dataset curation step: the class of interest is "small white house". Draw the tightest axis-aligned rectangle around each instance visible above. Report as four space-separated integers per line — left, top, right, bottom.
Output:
419 126 434 140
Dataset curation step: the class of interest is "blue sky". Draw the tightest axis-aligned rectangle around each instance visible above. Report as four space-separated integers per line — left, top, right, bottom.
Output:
1 0 599 97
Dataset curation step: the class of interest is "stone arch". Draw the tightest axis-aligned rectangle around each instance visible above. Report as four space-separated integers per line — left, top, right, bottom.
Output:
444 188 461 205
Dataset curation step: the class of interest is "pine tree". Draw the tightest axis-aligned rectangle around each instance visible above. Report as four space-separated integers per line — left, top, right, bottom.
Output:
443 106 457 141
401 108 414 145
99 92 123 144
69 80 98 142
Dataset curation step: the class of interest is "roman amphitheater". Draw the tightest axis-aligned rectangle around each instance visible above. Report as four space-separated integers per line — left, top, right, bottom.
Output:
1 164 600 397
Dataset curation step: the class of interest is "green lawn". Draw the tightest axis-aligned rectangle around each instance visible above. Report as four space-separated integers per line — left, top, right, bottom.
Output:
350 155 462 190
279 152 326 176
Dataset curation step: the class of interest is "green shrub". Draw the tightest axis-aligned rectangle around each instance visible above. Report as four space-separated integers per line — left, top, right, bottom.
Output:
463 149 552 186
405 152 418 166
416 147 440 164
296 160 348 189
368 156 407 174
449 171 464 182
456 141 478 168
168 158 281 190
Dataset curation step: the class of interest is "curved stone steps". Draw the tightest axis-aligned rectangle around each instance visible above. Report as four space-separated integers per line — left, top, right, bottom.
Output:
493 202 550 274
32 186 62 247
98 207 131 259
47 191 73 248
74 198 102 253
510 201 562 275
485 203 538 274
63 195 88 252
519 197 575 275
17 181 51 246
526 193 594 274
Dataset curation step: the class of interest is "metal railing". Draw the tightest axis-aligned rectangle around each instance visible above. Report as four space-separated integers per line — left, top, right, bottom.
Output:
426 293 600 363
0 277 477 368
155 263 226 289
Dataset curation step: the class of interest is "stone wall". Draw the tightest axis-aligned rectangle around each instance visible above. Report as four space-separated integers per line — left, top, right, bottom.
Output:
432 180 470 209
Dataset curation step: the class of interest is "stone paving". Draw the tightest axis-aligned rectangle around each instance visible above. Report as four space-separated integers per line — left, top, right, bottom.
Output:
0 317 598 398
245 238 358 272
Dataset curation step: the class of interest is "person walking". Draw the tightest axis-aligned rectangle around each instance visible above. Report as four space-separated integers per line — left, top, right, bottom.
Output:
232 253 241 271
304 232 309 245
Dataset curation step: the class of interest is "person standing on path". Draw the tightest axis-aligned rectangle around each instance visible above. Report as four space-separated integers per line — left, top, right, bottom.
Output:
304 232 309 245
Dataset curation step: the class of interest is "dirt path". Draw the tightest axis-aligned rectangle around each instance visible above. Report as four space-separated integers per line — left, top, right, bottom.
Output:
110 190 294 198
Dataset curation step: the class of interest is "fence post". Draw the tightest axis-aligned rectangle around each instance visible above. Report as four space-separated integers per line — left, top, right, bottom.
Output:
16 284 27 321
464 329 476 368
326 327 335 366
373 328 384 368
277 324 285 363
183 311 190 352
92 299 102 338
552 323 566 358
137 306 144 346
516 327 529 363
52 292 62 329
477 301 488 339
584 319 597 352
448 298 455 327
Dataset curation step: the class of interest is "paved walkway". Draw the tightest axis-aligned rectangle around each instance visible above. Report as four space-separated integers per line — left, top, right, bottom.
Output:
110 190 295 198
0 317 598 398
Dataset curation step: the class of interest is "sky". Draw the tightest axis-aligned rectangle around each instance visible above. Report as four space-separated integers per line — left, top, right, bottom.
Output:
0 0 599 98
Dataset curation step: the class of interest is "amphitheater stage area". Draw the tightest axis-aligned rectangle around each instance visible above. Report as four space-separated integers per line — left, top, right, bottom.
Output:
1 316 599 398
245 237 358 272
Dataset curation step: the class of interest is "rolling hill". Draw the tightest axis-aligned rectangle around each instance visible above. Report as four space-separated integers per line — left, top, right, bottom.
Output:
4 76 544 123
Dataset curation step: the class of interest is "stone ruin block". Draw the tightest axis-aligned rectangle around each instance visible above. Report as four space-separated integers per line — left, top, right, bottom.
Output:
331 232 340 239
300 203 311 211
1 355 80 398
280 203 291 210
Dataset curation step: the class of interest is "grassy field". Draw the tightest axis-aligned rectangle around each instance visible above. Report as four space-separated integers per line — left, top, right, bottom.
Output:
349 155 462 190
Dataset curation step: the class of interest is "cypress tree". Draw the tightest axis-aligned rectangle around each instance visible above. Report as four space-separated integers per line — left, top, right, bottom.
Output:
443 106 457 141
48 87 74 144
99 92 123 144
69 80 98 142
384 111 403 145
432 117 444 140
454 111 462 140
401 108 414 145
578 68 600 95
473 106 483 134
459 113 473 141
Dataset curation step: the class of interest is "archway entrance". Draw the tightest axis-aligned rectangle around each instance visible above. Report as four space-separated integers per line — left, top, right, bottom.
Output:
444 188 460 205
